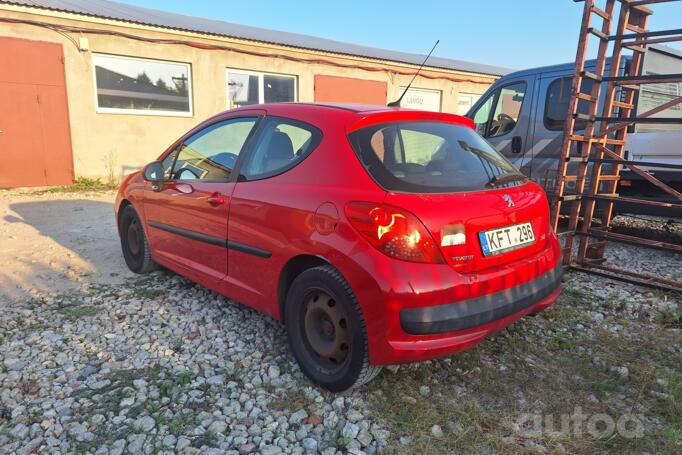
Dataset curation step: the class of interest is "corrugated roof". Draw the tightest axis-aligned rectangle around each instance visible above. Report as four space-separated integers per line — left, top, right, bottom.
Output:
1 0 512 76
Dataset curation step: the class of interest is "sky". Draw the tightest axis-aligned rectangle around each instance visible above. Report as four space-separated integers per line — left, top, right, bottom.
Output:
121 0 682 72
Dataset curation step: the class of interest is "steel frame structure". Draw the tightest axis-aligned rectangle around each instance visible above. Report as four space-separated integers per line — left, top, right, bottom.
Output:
552 0 682 292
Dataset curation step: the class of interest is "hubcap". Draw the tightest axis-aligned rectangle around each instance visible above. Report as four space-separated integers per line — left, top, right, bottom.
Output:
127 219 141 257
303 290 349 367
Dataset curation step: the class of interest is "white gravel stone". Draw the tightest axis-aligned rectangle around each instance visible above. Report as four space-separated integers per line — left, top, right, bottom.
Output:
133 416 156 432
342 422 360 439
431 425 444 438
289 409 308 425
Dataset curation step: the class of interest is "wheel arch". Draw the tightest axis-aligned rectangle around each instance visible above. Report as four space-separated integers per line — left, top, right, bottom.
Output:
278 254 331 320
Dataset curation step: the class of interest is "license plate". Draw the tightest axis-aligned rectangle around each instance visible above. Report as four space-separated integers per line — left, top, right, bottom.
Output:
479 222 535 256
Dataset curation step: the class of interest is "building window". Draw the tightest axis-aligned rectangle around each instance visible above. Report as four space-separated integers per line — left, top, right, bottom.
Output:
93 54 192 116
227 69 297 108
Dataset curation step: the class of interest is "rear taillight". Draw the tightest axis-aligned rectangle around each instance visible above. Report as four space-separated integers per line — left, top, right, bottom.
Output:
345 202 445 264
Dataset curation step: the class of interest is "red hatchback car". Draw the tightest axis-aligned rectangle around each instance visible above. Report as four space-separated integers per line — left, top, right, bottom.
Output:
116 103 562 391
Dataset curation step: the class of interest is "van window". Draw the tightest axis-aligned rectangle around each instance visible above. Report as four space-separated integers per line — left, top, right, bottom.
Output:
349 121 520 193
544 77 593 131
468 82 527 138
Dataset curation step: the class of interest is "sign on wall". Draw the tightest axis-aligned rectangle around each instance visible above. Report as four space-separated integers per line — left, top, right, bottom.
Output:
457 92 481 115
457 92 482 115
398 87 442 112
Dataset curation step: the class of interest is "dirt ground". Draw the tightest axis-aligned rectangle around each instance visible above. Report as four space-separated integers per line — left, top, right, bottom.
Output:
0 189 134 304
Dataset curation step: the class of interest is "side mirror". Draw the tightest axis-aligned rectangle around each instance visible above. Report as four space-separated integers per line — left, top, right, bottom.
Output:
142 161 165 191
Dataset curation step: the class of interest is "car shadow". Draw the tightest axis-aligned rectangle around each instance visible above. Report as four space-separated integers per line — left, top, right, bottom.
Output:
1 198 135 303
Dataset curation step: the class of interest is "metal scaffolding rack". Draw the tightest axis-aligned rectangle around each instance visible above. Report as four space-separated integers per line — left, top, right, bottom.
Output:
551 0 682 292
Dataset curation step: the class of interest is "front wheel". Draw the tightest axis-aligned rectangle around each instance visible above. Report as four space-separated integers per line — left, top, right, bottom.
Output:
285 265 381 392
119 205 158 274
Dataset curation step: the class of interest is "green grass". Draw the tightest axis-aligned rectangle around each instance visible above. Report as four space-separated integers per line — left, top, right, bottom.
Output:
130 288 165 300
366 283 682 454
268 388 316 413
41 177 118 194
57 305 99 320
176 371 195 387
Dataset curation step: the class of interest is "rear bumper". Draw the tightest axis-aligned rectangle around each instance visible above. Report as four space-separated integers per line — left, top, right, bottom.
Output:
400 263 562 335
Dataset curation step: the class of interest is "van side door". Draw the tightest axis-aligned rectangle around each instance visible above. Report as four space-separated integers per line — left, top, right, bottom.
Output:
468 76 535 168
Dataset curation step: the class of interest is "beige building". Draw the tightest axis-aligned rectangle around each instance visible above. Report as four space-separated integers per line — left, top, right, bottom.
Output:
0 0 508 187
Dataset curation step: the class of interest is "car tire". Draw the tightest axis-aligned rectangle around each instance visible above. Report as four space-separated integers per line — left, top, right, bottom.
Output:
285 265 381 392
119 204 158 274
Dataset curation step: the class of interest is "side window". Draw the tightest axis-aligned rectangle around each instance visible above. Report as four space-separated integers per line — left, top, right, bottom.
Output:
544 77 593 131
488 82 527 138
241 117 322 180
471 94 495 136
172 117 258 181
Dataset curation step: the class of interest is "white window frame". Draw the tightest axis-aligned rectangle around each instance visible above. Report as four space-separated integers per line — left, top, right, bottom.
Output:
226 68 298 108
92 53 193 117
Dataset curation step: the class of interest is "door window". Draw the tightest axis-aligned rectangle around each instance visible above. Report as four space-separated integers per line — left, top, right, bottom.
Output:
470 82 527 138
488 82 526 137
171 117 258 181
241 117 322 180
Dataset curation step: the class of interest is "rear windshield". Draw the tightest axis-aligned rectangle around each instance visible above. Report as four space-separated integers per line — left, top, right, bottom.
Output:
348 121 520 193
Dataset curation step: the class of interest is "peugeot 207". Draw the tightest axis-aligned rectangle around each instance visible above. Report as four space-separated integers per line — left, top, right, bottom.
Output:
115 103 562 391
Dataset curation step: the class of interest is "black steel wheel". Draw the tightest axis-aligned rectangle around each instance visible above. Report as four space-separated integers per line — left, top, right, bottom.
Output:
285 265 381 391
119 204 158 274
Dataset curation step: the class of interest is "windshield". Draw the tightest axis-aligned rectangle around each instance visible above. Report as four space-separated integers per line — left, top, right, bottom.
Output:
348 121 521 193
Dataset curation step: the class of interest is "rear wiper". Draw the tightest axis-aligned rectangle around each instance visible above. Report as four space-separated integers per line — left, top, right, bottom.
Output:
486 172 527 187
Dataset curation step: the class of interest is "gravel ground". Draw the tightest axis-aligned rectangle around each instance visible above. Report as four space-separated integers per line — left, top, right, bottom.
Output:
0 189 680 454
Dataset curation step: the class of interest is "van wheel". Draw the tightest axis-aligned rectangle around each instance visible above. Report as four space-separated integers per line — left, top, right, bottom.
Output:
285 265 381 392
119 205 158 274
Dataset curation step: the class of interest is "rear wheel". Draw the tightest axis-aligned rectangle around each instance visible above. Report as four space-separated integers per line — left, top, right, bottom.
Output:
119 205 157 274
285 265 381 391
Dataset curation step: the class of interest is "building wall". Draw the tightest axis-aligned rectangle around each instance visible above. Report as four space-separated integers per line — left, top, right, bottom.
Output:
0 5 498 183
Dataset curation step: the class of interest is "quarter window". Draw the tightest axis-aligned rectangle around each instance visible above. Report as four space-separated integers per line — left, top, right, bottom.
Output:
241 117 322 180
544 77 593 131
92 54 192 116
171 117 258 181
227 70 297 108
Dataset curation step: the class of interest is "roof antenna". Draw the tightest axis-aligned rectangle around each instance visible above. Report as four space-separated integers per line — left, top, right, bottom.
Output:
387 39 440 107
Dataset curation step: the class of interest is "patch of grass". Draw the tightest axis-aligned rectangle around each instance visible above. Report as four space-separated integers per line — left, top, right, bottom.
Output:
46 177 117 193
176 371 195 387
659 307 681 329
57 305 99 320
268 388 315 412
130 288 165 300
365 287 682 454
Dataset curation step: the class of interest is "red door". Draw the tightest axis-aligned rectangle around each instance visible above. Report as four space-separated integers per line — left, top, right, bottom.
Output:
0 37 73 187
142 115 261 281
314 75 387 105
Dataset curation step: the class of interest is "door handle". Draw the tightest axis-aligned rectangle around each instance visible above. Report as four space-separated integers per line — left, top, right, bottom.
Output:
207 192 227 205
511 135 523 154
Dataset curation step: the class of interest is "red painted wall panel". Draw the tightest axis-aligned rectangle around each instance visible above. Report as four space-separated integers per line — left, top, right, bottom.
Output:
0 37 73 187
314 75 387 105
